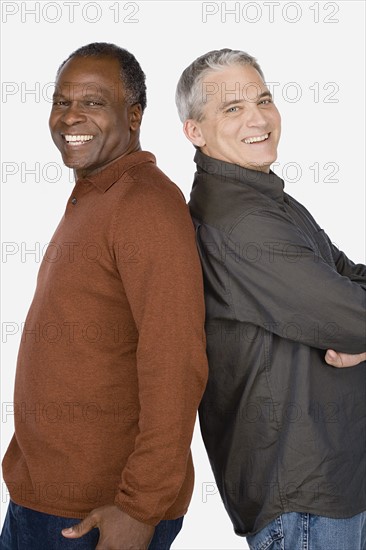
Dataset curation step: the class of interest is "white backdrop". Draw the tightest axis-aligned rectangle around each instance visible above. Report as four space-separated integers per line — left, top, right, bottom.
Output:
1 1 365 548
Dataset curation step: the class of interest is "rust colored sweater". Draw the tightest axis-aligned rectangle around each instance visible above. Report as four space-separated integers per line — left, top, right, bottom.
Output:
2 151 208 525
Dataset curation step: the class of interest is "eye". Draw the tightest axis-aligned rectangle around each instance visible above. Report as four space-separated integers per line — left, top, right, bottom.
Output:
226 105 240 113
52 100 69 106
86 101 103 106
259 98 272 105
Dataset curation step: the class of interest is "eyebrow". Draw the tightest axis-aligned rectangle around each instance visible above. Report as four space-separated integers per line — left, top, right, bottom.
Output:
52 92 107 101
219 90 273 111
81 93 105 100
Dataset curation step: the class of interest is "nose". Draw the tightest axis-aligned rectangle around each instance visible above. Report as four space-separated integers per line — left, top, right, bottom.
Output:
246 105 267 128
61 102 87 126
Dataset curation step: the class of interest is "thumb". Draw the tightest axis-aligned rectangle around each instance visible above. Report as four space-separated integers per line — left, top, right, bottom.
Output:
62 514 97 538
325 349 340 366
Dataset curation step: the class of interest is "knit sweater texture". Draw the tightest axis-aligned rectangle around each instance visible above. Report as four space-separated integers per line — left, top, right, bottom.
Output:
2 151 208 525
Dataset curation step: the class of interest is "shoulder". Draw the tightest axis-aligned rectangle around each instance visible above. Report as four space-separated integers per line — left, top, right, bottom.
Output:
112 155 193 238
189 173 284 235
120 152 185 206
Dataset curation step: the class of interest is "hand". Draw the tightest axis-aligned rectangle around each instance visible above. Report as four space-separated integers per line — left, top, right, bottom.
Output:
62 505 155 550
325 349 366 368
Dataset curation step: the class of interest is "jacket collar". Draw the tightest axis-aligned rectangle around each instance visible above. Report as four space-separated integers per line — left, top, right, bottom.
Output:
194 149 285 203
76 151 156 193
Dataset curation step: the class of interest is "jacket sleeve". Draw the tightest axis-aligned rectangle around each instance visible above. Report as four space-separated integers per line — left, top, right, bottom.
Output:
197 207 366 353
330 241 366 283
111 173 208 525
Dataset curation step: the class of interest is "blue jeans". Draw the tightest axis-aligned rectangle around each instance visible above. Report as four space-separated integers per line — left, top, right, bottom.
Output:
0 501 183 549
246 511 366 550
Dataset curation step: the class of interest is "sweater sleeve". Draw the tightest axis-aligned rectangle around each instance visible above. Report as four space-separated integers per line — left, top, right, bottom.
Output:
111 171 208 525
197 207 366 353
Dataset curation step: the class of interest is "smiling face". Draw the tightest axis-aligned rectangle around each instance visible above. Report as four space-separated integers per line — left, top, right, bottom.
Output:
184 64 281 173
49 55 142 179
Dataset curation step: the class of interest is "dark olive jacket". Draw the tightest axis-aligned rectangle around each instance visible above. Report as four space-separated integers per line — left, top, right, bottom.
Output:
189 149 366 536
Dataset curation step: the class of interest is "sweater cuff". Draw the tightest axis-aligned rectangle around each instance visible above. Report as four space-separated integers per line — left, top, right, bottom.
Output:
113 496 161 527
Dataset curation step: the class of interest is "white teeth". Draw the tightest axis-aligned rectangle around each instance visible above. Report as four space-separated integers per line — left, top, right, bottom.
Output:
64 135 94 143
244 133 269 144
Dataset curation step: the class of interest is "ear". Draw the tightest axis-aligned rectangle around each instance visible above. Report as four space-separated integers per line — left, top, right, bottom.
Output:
183 119 206 147
129 103 142 131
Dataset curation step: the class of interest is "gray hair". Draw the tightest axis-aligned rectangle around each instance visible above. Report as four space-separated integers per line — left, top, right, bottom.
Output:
175 48 264 122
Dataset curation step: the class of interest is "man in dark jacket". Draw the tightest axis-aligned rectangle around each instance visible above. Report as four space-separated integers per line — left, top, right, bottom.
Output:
176 49 366 549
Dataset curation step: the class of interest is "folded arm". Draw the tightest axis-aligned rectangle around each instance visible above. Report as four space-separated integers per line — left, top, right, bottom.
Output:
197 208 366 353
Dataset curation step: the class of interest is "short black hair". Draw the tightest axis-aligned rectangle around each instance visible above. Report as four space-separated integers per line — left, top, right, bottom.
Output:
57 42 147 113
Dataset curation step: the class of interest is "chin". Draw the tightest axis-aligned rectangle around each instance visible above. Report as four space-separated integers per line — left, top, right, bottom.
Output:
253 165 271 173
62 158 85 169
256 156 277 171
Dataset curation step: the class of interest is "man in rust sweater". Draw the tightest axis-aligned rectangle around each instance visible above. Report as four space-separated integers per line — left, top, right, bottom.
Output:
1 43 208 550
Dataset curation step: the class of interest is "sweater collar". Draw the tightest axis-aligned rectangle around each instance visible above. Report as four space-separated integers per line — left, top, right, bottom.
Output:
76 150 156 193
194 149 285 203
